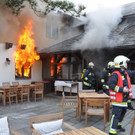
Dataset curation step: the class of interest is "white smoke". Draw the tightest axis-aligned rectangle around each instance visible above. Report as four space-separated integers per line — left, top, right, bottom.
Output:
0 0 48 49
73 5 123 50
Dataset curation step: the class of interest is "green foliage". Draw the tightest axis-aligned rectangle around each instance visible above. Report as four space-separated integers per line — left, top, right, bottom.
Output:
5 0 86 17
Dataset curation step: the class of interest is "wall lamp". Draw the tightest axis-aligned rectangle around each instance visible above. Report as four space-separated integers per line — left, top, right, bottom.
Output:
5 42 13 49
6 58 11 65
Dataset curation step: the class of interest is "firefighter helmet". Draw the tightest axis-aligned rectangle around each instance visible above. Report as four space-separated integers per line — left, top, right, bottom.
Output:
88 62 94 68
107 61 115 69
114 55 130 68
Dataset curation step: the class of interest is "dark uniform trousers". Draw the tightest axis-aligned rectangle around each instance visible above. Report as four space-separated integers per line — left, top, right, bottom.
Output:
110 106 127 130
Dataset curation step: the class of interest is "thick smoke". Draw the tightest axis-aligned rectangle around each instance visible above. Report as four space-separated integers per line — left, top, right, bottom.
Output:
73 5 124 50
0 1 21 44
0 0 49 49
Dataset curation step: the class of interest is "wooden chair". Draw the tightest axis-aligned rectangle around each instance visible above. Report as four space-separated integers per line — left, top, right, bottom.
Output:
29 112 75 135
2 82 10 86
130 111 135 135
12 82 19 86
79 89 96 113
21 85 30 103
5 86 18 105
60 92 78 116
84 98 108 131
33 84 44 102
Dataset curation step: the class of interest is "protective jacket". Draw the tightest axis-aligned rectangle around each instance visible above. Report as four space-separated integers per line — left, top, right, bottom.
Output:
101 68 112 92
109 70 133 107
83 68 95 89
101 68 112 84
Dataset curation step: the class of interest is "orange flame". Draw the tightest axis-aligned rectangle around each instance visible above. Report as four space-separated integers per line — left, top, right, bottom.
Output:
51 57 54 76
57 57 66 75
50 57 66 77
15 20 40 77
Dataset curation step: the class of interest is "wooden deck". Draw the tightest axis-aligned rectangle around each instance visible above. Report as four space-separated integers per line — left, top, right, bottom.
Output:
0 93 134 135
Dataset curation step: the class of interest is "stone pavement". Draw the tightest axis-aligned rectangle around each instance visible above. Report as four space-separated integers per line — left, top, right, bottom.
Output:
0 93 135 135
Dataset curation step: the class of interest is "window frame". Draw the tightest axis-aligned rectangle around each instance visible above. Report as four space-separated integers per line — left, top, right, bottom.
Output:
15 66 31 79
42 53 82 81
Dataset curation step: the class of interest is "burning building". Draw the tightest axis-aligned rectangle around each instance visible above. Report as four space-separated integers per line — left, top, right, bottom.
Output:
39 2 135 92
0 8 84 93
1 2 135 93
14 20 40 79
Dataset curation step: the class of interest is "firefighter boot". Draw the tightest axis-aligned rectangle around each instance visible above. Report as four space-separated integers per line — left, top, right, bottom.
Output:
127 102 135 110
117 126 125 132
109 129 117 135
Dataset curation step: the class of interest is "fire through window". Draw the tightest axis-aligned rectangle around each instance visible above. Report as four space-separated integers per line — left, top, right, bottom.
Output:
50 56 66 78
57 57 66 78
14 20 40 78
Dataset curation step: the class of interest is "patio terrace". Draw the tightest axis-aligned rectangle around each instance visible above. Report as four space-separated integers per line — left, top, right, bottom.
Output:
0 93 134 135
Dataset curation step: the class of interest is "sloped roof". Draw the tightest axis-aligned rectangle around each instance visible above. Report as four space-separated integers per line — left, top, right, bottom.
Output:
39 2 135 54
39 34 83 54
111 3 135 48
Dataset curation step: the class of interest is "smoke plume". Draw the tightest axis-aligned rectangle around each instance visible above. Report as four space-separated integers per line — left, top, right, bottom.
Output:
73 5 124 50
0 0 49 50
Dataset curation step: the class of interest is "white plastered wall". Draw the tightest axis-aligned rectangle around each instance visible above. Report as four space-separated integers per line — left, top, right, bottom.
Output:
0 43 42 85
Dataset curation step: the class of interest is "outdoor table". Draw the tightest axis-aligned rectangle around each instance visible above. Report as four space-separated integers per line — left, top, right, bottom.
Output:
130 111 135 135
55 126 108 135
78 92 110 121
54 81 79 96
0 84 37 106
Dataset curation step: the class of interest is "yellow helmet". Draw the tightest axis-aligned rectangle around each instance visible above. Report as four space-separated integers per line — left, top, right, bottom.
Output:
107 61 115 69
114 55 130 68
88 62 94 68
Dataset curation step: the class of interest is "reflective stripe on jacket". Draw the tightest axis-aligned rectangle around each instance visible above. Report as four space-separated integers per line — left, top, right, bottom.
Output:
109 71 133 103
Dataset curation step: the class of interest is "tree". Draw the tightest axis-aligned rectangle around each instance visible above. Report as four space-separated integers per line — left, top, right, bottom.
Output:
5 0 86 17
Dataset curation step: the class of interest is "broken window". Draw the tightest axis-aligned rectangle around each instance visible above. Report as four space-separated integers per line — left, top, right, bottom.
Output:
15 66 31 79
42 53 82 81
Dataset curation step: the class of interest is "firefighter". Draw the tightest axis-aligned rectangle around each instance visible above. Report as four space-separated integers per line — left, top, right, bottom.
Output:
109 55 133 135
82 62 95 90
101 61 115 95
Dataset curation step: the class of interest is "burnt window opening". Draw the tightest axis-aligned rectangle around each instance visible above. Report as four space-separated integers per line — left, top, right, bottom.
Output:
15 66 31 79
42 53 82 81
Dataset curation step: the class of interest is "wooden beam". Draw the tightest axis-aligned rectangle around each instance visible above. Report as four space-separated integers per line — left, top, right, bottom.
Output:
68 54 71 80
55 54 65 63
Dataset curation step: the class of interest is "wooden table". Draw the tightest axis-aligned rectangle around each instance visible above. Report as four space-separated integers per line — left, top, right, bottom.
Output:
0 84 37 106
78 92 110 121
130 111 135 135
55 126 108 135
55 81 79 96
